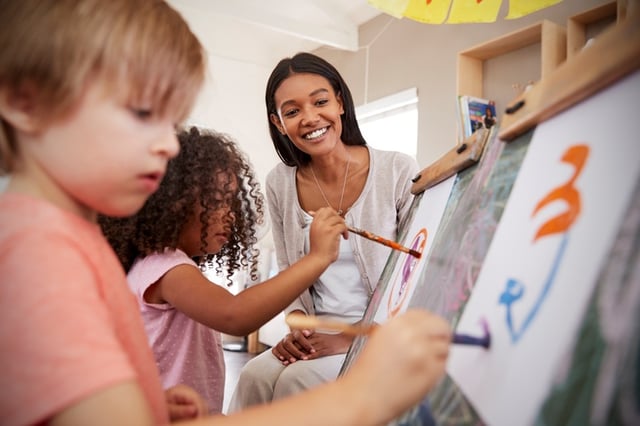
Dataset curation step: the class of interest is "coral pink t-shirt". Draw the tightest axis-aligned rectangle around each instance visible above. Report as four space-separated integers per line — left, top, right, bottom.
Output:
0 193 168 425
128 250 225 414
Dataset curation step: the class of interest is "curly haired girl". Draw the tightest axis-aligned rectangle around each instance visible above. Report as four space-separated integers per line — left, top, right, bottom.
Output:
99 126 347 414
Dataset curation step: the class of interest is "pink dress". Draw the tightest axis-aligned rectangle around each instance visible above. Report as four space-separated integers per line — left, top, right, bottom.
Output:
127 249 226 414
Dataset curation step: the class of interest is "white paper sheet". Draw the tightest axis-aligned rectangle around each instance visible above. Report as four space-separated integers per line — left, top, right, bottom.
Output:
374 174 456 322
447 70 640 425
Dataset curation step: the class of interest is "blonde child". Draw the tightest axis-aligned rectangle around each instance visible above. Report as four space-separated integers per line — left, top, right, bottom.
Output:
0 1 451 424
99 126 347 414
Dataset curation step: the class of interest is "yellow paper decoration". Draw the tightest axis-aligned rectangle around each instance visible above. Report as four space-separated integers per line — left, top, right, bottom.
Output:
368 0 564 23
367 0 411 18
404 0 453 24
447 0 502 23
506 0 563 19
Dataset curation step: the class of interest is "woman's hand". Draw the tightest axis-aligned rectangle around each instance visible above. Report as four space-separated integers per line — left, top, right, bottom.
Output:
272 329 354 365
271 328 314 365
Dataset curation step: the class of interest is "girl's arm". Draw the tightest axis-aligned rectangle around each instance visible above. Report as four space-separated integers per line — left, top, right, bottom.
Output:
155 207 346 336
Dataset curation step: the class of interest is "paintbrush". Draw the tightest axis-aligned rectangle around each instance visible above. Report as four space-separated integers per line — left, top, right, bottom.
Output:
347 225 422 258
286 313 491 349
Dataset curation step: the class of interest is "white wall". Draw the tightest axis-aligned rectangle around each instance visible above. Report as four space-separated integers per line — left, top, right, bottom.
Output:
187 53 279 190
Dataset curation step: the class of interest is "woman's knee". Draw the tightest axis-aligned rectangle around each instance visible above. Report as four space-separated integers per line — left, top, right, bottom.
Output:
238 351 284 384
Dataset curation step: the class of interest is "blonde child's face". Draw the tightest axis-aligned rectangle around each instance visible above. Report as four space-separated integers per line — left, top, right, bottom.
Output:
178 170 238 258
15 80 180 220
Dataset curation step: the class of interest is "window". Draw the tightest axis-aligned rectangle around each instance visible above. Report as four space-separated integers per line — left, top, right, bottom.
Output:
356 88 418 159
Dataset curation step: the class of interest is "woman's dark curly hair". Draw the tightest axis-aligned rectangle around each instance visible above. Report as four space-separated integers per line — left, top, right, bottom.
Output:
99 126 265 285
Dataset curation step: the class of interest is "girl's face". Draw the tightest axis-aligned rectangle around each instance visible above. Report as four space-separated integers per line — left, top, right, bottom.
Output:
270 73 344 157
4 79 180 220
178 170 237 257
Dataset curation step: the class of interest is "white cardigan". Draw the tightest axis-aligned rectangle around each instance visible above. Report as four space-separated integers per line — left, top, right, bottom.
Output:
265 146 419 315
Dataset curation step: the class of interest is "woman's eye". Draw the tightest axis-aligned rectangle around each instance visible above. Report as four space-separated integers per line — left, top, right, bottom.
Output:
282 108 298 118
316 99 328 106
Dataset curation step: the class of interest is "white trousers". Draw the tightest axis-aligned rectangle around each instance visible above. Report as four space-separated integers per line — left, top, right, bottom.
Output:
227 349 346 413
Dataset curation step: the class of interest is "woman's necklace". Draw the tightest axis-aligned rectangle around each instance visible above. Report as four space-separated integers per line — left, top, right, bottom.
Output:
309 151 351 217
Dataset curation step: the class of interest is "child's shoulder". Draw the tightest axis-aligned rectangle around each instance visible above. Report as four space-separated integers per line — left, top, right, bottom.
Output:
128 248 198 286
0 193 96 240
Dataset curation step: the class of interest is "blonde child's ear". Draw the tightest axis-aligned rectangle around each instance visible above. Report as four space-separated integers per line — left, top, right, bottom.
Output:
0 85 41 133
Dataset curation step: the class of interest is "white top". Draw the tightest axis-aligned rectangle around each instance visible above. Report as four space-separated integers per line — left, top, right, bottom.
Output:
266 146 419 316
302 212 368 323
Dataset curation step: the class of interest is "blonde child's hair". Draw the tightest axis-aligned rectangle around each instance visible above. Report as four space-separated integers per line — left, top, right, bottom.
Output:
0 0 206 173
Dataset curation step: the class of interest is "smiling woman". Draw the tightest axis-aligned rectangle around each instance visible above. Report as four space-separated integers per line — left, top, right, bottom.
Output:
228 51 421 412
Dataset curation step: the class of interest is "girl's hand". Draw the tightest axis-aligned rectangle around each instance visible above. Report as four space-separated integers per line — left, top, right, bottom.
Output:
308 207 347 265
165 384 208 421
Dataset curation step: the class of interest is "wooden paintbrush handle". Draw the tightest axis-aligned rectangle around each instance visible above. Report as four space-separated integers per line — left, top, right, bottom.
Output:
286 313 375 336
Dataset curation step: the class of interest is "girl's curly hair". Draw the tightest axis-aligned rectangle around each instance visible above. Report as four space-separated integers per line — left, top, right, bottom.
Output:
99 126 265 285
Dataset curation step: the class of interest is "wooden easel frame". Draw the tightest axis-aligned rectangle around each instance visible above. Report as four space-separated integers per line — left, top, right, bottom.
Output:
410 128 491 195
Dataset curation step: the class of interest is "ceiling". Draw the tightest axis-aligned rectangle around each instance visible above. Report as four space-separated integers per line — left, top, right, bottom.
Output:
167 0 383 67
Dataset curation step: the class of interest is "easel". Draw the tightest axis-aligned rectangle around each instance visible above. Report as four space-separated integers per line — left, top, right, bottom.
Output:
410 128 491 195
340 5 640 425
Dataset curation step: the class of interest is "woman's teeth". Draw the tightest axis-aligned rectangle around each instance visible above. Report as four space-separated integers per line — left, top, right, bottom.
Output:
305 127 327 140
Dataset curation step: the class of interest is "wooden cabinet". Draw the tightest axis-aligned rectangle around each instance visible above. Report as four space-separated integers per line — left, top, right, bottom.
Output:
567 1 624 58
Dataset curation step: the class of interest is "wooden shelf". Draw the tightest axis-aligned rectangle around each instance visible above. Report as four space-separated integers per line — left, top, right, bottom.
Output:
457 20 566 99
567 1 624 58
499 5 640 142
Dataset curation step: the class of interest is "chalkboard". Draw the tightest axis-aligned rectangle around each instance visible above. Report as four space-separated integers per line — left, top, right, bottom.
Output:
339 12 640 425
340 125 532 425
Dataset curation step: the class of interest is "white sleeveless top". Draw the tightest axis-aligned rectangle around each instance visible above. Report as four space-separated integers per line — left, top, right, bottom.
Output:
302 212 369 323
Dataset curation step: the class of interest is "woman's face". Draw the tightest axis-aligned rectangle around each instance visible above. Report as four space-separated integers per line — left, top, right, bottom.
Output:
270 73 344 157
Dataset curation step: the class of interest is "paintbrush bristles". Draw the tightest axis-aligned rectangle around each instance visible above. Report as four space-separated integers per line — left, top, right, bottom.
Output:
408 249 422 258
